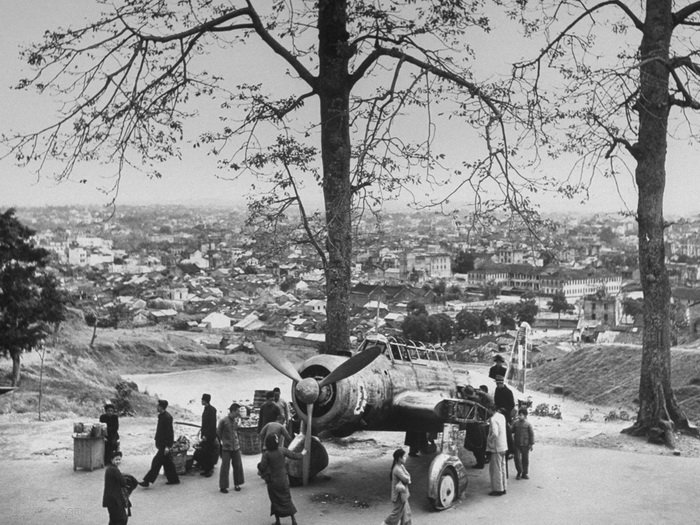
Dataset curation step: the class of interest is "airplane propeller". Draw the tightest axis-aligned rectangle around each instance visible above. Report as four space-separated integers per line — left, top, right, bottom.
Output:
254 342 382 485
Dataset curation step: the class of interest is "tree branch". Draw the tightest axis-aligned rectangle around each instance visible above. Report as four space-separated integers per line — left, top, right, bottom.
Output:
517 1 644 70
673 1 700 26
244 1 317 89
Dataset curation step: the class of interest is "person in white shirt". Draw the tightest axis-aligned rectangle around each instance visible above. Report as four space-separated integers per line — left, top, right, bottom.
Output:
486 407 508 496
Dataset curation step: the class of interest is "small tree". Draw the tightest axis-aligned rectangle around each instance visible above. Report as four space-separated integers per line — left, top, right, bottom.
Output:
0 209 65 386
456 309 481 338
452 251 475 274
480 307 498 335
515 293 539 326
427 313 454 344
401 313 429 342
549 290 572 328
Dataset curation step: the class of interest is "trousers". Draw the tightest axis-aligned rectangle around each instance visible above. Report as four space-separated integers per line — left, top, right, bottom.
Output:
143 447 179 484
514 445 530 476
219 449 244 489
489 451 507 492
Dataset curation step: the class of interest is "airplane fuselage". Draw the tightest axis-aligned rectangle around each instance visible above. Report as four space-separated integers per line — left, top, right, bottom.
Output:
291 337 460 436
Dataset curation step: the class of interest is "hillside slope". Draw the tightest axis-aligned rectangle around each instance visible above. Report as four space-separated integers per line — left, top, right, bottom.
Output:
527 342 700 423
0 325 251 418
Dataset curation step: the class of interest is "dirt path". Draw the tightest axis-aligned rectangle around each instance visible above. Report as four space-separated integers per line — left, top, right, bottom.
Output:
2 362 699 524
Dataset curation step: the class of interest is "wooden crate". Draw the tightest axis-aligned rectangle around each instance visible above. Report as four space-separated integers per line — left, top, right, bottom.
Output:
73 437 104 471
238 426 260 455
253 389 269 409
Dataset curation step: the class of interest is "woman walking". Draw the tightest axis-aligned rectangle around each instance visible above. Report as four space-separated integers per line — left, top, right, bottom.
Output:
258 434 304 525
382 448 412 525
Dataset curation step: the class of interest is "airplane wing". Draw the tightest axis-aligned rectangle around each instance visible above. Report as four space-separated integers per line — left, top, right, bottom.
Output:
393 392 491 430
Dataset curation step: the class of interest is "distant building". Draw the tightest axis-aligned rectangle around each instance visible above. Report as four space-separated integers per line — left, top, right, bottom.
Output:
582 293 621 326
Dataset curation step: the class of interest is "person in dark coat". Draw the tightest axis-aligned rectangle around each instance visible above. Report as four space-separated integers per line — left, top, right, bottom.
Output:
197 393 218 477
138 399 180 487
494 375 516 455
257 391 282 433
489 354 508 380
103 452 130 525
458 386 490 469
100 403 120 465
258 433 304 525
494 376 516 423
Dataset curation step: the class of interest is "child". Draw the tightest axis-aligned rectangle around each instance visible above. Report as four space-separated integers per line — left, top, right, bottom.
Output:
100 402 120 465
511 407 535 480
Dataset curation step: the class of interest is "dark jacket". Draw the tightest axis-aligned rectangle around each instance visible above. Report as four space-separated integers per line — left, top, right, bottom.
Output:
99 413 119 440
489 363 507 380
201 404 217 440
102 465 127 515
494 385 515 415
155 410 175 449
512 418 535 447
257 400 281 432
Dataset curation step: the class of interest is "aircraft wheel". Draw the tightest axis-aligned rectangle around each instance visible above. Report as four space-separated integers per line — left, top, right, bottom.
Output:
433 467 458 510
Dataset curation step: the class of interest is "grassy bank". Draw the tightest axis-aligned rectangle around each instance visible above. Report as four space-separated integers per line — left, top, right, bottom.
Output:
527 343 700 423
0 323 244 420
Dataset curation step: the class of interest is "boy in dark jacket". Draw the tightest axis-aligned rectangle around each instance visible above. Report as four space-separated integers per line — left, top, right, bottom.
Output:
512 407 535 480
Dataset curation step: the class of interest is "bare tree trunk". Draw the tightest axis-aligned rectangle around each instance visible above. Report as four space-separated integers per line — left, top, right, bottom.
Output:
318 0 352 355
11 352 21 387
625 0 692 436
38 346 46 421
90 323 98 348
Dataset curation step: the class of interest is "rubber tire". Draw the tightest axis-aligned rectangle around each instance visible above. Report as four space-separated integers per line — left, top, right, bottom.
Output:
434 468 458 510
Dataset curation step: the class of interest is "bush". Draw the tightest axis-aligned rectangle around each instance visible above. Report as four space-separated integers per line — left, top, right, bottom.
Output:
533 403 562 419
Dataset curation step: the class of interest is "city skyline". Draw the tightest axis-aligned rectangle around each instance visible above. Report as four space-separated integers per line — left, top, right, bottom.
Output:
1 1 699 218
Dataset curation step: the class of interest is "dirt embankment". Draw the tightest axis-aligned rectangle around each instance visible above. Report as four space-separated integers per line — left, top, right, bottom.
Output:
0 325 247 419
527 342 700 423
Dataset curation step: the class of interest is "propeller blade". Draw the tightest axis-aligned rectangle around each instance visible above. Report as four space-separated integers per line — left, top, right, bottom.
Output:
254 341 303 382
303 402 313 486
318 345 382 388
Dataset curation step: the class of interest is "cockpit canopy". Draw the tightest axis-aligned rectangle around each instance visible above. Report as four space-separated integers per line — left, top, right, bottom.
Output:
358 334 450 365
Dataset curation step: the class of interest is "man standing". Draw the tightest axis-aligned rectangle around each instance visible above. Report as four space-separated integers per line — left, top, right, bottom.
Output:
489 354 508 380
257 391 281 433
494 375 516 454
494 376 515 424
272 387 289 426
486 407 508 496
139 399 180 487
198 393 217 477
99 402 120 465
218 403 245 494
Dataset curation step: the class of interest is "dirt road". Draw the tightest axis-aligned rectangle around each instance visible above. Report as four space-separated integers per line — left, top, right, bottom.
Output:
2 434 698 525
2 361 699 524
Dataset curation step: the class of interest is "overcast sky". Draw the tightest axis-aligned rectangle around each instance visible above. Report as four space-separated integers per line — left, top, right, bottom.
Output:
1 1 698 218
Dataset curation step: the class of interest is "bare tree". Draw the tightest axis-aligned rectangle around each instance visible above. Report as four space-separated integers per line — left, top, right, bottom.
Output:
516 0 700 439
5 1 538 355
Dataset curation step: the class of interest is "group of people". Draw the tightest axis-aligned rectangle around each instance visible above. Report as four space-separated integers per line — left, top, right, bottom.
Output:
101 387 302 525
485 354 536 496
101 361 534 524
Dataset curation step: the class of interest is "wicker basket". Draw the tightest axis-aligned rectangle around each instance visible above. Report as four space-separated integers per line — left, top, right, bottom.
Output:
238 426 260 455
172 453 188 475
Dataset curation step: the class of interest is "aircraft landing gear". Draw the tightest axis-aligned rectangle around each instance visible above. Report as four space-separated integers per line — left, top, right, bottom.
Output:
427 423 469 510
435 467 458 510
286 434 329 486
